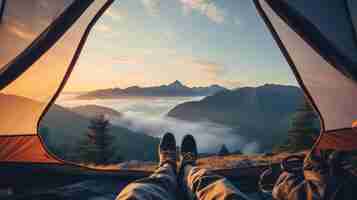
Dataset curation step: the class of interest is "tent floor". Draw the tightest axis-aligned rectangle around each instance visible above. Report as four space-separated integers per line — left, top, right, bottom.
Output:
2 179 272 200
0 163 277 200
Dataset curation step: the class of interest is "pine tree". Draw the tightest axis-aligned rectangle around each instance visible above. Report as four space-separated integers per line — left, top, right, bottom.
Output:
281 100 320 152
78 114 116 164
218 144 230 156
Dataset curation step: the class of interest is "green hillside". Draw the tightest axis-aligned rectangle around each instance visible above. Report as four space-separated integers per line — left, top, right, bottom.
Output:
70 105 123 119
167 84 307 151
40 104 160 162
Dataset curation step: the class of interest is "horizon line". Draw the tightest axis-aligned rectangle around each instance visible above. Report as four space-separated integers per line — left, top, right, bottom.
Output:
62 81 299 93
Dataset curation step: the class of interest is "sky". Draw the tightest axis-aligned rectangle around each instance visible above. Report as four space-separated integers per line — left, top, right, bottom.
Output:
62 0 298 92
1 0 298 92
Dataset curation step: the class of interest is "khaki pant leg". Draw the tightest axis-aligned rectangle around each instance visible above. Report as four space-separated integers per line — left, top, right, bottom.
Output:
117 164 177 200
185 166 251 200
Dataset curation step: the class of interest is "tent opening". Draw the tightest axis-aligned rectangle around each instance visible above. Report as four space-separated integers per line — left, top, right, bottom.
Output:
37 0 320 170
1 1 357 199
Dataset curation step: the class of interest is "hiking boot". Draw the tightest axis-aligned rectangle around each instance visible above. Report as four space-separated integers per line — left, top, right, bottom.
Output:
180 134 198 168
178 134 198 196
159 132 177 168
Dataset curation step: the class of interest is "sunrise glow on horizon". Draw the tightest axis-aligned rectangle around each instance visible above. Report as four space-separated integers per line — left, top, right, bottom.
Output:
59 0 298 92
0 0 299 94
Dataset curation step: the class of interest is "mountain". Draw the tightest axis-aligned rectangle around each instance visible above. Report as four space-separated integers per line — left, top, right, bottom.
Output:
0 93 159 161
77 80 228 99
167 84 307 150
41 104 159 161
70 105 122 119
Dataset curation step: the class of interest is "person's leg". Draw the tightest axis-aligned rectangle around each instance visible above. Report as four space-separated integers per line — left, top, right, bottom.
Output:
117 163 177 200
179 134 251 200
117 133 178 200
183 165 250 200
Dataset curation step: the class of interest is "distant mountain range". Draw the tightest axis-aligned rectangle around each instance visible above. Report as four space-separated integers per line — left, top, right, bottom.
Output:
167 84 312 151
77 80 228 99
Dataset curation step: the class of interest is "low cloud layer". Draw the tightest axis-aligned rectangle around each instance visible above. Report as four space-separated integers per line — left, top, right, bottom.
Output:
112 111 260 154
59 95 260 154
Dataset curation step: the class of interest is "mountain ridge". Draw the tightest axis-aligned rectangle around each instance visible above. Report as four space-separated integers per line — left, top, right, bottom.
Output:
77 80 228 99
167 84 306 151
70 105 122 119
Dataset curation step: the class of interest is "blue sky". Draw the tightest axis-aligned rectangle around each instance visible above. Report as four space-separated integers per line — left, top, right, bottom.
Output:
65 0 298 91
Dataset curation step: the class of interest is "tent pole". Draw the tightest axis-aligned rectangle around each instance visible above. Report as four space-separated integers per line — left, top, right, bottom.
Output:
0 0 94 90
0 0 6 24
344 0 357 50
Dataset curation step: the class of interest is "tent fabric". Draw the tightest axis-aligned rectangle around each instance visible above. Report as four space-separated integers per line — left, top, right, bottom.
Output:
0 0 112 163
0 0 76 74
255 0 357 150
0 0 97 89
0 93 44 135
316 128 357 151
0 135 60 163
0 0 108 136
262 0 357 81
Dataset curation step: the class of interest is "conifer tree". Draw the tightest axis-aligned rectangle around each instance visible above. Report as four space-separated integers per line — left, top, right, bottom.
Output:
218 144 230 156
281 100 320 152
79 114 115 164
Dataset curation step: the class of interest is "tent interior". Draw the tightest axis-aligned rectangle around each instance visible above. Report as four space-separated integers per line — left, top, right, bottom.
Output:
0 0 357 199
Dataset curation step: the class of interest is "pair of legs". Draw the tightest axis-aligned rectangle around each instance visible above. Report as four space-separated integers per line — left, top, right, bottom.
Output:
117 133 250 200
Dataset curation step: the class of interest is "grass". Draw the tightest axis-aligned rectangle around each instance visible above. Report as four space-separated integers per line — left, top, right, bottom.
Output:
79 151 308 171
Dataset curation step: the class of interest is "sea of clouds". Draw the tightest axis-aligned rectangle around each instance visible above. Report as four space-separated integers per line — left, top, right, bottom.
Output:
58 95 260 154
112 112 260 154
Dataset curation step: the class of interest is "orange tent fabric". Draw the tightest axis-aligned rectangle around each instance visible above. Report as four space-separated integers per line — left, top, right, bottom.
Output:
0 136 61 163
0 0 113 164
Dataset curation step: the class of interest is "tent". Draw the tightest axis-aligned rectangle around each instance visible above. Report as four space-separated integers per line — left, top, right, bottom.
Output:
0 0 149 193
0 0 357 198
253 0 357 151
0 0 114 163
0 1 265 196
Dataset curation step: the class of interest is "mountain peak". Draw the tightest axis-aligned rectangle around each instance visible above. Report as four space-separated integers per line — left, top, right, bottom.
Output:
169 80 185 87
78 80 228 99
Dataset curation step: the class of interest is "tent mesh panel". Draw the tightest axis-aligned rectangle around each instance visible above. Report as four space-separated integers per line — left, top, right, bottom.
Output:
0 0 109 162
258 0 357 149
